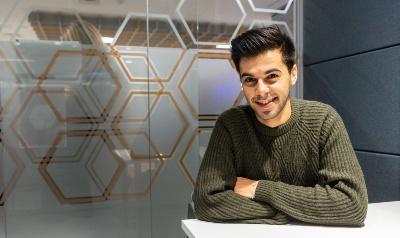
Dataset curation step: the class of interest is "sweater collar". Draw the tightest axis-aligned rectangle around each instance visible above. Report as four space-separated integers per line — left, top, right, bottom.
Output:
252 99 300 137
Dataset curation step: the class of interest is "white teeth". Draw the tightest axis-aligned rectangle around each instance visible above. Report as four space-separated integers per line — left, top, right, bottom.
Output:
252 97 276 104
256 99 272 104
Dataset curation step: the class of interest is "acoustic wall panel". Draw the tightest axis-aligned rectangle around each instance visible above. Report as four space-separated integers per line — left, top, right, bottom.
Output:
304 0 400 65
357 151 400 202
0 207 4 238
304 46 400 155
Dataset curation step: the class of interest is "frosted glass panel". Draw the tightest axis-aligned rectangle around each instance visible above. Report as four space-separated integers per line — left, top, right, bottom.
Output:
0 0 298 237
0 0 151 237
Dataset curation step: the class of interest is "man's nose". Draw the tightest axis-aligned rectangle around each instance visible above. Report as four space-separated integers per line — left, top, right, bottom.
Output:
255 80 270 95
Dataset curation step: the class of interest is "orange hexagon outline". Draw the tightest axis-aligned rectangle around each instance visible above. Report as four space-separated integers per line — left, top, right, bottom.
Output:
0 49 21 120
109 157 165 199
39 130 125 204
146 49 185 82
84 135 105 191
85 133 130 194
76 52 141 123
10 89 91 163
80 56 134 119
9 8 84 82
10 43 85 84
116 51 160 83
154 49 185 81
12 47 122 123
113 91 189 160
113 129 162 160
178 127 212 187
121 53 160 80
138 91 189 159
0 133 25 205
114 48 185 83
41 88 99 124
106 129 166 198
112 91 162 124
38 49 95 83
42 49 122 124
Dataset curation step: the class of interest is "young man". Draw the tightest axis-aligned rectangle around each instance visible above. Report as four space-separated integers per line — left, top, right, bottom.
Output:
193 25 368 226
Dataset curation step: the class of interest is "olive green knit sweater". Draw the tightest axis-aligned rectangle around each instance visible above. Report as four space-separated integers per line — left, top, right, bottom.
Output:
193 99 368 226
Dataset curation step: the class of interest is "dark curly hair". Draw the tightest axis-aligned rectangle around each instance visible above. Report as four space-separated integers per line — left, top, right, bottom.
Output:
231 25 295 72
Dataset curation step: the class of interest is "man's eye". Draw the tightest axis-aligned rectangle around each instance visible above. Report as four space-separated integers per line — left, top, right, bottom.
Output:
244 77 256 83
267 74 279 79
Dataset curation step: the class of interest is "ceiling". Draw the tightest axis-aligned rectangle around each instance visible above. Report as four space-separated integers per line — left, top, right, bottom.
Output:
0 0 291 45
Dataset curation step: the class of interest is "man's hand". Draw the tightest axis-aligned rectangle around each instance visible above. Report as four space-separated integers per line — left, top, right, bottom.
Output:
234 177 259 199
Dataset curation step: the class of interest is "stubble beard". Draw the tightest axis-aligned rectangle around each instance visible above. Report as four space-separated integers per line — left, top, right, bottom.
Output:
253 93 291 122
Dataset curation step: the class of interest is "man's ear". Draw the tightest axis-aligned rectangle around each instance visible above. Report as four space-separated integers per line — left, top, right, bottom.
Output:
290 64 298 86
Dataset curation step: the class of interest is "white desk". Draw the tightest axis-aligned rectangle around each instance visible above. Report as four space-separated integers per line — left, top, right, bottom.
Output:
182 201 400 238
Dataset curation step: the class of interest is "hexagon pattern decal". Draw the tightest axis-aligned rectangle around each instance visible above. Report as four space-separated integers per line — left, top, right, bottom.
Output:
0 2 295 205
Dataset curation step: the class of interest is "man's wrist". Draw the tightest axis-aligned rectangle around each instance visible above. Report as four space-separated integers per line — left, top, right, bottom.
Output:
253 180 275 203
251 180 259 199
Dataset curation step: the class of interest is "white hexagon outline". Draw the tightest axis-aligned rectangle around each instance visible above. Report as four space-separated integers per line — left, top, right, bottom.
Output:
112 12 186 49
248 19 294 40
248 0 293 14
176 0 246 46
119 54 159 80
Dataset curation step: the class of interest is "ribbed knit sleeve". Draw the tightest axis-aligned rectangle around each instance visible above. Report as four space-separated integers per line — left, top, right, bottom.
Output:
193 118 290 224
253 108 368 226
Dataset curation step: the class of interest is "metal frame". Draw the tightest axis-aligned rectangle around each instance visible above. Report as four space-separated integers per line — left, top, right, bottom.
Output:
294 0 304 99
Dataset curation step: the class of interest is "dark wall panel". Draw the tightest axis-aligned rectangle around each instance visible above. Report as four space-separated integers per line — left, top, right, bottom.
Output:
357 151 400 203
304 0 400 204
304 0 400 65
304 46 400 155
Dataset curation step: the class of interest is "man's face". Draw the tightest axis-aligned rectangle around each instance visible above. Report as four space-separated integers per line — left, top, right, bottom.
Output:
239 49 297 127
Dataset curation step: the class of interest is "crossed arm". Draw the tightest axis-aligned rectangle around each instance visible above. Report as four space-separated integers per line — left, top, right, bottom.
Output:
194 113 368 226
193 119 290 224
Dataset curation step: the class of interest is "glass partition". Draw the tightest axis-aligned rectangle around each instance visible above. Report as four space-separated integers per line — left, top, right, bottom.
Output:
0 0 152 237
0 0 299 237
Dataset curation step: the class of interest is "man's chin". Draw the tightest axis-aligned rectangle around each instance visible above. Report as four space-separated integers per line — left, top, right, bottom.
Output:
256 110 277 122
253 103 276 116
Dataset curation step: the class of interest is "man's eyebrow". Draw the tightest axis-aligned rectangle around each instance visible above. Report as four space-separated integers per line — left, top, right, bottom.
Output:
266 68 282 74
240 73 253 78
240 68 282 78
